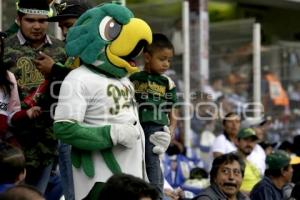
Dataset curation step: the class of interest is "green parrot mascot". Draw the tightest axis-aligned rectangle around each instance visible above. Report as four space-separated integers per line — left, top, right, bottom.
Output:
53 3 171 199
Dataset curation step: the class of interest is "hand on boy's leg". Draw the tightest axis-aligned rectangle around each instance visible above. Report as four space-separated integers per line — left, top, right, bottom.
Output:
150 126 171 154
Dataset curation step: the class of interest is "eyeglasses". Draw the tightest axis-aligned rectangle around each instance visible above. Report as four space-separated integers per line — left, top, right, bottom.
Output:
53 2 79 14
220 167 242 176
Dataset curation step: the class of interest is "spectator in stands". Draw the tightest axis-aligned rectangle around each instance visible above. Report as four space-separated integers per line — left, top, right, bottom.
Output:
241 116 272 175
236 128 261 193
211 112 240 158
282 156 300 200
0 142 26 193
227 74 248 113
192 153 249 200
261 65 290 117
260 141 275 155
191 92 215 132
216 95 234 119
289 182 300 200
0 185 45 200
0 31 41 145
289 80 300 107
181 167 210 196
250 150 294 200
3 0 67 194
292 136 300 184
163 178 186 200
98 173 159 200
202 76 223 101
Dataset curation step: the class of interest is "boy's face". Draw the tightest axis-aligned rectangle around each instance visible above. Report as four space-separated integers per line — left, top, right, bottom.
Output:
58 17 77 39
144 48 173 74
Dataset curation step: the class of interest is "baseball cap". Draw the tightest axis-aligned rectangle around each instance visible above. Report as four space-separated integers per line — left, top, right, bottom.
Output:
237 128 258 140
241 116 271 129
48 0 92 22
18 0 50 15
266 150 296 170
291 155 300 165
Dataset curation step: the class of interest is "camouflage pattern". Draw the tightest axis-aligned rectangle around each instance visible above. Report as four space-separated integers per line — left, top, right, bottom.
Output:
3 33 67 168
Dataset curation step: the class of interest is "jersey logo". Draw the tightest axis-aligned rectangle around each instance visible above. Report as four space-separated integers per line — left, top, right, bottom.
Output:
16 57 44 88
107 84 134 115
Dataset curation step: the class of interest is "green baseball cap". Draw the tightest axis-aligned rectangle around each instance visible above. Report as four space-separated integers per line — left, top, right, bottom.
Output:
266 150 291 170
237 128 258 140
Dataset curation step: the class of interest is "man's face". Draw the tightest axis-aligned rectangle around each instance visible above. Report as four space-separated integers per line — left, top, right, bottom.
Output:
237 137 257 156
282 165 293 183
58 17 77 39
223 115 241 137
214 161 243 198
18 14 48 43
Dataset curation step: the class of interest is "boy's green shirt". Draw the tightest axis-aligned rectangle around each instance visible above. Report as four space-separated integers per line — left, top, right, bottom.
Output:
129 71 177 125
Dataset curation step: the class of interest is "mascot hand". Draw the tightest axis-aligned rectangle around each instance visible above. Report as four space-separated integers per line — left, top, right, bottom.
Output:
149 126 171 155
110 124 140 148
71 148 95 178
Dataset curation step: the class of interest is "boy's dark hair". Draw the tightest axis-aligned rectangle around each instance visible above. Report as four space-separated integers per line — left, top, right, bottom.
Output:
190 167 208 179
144 33 174 54
210 153 245 184
0 142 25 183
0 184 44 200
98 173 159 200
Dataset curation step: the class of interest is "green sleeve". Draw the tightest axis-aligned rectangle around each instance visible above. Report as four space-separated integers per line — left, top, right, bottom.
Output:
53 121 114 151
169 87 178 104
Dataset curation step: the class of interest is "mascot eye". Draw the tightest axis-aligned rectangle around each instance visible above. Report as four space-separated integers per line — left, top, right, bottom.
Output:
99 16 122 41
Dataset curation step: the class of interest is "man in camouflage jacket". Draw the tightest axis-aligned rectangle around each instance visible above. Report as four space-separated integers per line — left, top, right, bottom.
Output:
3 0 67 194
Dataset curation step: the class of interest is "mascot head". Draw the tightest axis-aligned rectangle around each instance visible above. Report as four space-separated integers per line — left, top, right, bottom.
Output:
65 3 152 78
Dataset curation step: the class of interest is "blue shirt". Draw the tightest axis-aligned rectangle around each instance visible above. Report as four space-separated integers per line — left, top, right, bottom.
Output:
250 176 283 200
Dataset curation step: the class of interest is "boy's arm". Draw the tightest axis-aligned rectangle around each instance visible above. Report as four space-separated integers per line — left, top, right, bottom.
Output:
165 76 178 137
169 107 178 138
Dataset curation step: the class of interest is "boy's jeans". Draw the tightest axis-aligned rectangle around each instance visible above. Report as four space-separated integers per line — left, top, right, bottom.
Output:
59 142 75 200
142 123 164 200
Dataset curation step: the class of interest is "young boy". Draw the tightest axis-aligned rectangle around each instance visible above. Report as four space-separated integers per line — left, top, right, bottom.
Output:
129 33 177 199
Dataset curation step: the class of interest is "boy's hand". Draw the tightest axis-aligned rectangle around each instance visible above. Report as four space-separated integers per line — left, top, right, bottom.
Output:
150 126 171 154
26 106 42 119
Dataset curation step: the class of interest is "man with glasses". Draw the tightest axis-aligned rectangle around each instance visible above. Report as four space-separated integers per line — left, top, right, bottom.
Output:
193 153 249 200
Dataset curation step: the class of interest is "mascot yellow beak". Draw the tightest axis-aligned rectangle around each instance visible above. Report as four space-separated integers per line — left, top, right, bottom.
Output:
107 18 152 74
